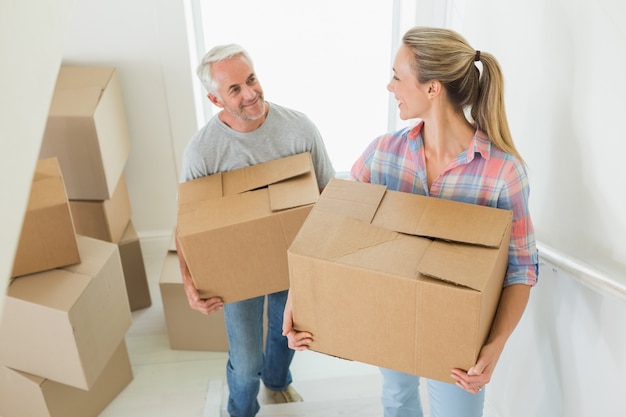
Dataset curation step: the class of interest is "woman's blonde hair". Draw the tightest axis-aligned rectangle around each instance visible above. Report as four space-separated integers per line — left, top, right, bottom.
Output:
402 27 523 163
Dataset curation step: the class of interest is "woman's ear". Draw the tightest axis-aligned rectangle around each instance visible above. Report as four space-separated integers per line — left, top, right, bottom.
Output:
427 80 442 98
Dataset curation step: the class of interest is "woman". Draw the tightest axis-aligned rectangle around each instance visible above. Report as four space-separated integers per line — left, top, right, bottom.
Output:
284 26 538 417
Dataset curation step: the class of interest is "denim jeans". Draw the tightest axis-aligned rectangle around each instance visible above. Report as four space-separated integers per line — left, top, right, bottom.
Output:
381 367 485 417
223 290 294 417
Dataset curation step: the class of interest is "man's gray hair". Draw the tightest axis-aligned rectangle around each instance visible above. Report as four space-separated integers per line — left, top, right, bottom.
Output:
196 44 254 95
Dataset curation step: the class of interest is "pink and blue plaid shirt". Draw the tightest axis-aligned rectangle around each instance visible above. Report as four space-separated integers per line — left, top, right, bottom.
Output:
351 121 538 287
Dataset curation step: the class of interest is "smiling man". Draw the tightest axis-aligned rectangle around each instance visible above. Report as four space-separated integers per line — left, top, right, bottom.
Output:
176 44 335 417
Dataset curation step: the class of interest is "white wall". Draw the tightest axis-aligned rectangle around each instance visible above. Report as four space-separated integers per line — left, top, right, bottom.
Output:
449 0 626 284
447 0 626 415
61 0 197 238
488 260 626 416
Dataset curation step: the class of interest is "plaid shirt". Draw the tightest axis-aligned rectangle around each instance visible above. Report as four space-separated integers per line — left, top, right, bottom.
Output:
351 121 538 287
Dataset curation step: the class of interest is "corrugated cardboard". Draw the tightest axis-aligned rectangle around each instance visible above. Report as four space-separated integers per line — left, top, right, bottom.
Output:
0 235 132 390
176 152 319 304
11 157 80 278
288 178 512 383
69 173 132 243
118 221 151 311
159 250 229 351
39 66 131 200
0 340 133 417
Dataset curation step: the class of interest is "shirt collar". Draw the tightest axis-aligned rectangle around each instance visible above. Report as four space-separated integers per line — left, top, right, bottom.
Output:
468 128 492 163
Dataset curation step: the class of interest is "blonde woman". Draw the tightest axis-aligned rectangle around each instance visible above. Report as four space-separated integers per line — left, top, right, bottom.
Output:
284 26 539 417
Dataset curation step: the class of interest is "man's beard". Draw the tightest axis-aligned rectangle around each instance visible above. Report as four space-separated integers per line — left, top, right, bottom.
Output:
227 93 266 121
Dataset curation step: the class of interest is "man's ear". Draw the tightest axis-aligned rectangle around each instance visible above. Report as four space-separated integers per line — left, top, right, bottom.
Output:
208 93 223 107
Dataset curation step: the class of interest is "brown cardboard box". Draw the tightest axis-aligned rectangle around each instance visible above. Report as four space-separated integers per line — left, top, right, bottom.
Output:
39 66 131 200
288 179 512 383
0 340 133 417
176 152 319 304
118 221 151 311
11 157 80 278
159 250 229 351
0 236 132 390
69 173 132 243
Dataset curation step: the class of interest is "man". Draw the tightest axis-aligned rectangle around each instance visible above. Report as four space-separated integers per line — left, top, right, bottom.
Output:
176 44 335 417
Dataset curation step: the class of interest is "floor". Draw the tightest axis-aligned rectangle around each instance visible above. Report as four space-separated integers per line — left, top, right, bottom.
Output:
99 235 429 417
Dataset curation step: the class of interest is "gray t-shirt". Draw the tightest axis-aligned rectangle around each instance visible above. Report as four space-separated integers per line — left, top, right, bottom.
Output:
179 102 335 189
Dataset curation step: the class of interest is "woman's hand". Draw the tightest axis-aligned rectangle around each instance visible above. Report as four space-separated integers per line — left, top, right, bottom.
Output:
450 341 501 394
282 290 313 350
451 284 531 394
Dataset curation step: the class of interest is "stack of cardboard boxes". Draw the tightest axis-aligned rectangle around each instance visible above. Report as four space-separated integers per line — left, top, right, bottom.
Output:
0 66 144 416
39 65 151 312
0 158 133 417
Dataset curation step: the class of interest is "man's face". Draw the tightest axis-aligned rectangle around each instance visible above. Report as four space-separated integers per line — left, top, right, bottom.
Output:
210 55 266 125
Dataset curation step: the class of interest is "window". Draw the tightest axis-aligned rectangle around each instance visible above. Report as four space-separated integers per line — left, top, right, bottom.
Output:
186 0 447 173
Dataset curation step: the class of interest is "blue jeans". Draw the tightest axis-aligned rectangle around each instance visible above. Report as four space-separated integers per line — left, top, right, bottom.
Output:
381 368 485 417
224 290 294 417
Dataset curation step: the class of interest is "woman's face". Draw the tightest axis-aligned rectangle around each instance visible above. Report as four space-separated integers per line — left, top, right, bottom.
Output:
387 45 430 120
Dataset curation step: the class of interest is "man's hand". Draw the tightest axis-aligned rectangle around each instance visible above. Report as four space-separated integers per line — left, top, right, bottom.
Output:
175 232 223 315
182 274 223 315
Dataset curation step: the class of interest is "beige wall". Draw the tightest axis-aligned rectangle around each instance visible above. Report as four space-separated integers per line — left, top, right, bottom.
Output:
0 0 75 324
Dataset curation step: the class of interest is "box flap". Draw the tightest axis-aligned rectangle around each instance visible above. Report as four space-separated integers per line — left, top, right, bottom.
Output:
418 240 507 290
309 179 512 291
222 152 313 196
313 179 386 223
33 157 62 180
49 67 115 116
178 153 319 220
268 171 319 211
178 190 272 237
290 210 429 279
49 86 105 116
28 158 68 210
177 173 224 208
373 189 512 248
7 269 91 310
55 66 115 90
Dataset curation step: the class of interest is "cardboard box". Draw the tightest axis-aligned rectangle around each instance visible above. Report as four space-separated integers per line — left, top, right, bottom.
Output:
176 152 319 304
118 221 151 311
0 236 132 390
288 179 512 383
39 66 131 200
159 250 229 351
11 157 80 278
69 173 132 243
0 340 133 417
